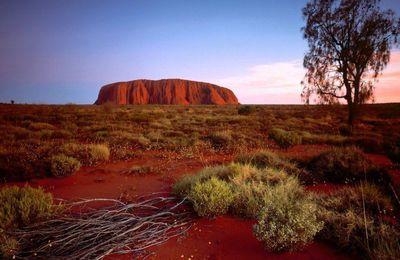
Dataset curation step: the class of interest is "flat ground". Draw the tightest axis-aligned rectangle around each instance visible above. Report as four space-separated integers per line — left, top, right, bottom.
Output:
1 103 399 259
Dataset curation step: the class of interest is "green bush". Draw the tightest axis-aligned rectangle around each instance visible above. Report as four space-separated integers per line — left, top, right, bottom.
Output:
50 154 81 177
173 165 230 196
269 128 302 149
188 177 234 218
308 146 387 184
230 181 269 218
0 186 56 231
238 105 256 115
173 163 288 198
253 177 323 252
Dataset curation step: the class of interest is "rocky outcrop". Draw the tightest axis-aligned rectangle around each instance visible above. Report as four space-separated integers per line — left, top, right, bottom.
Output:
94 79 239 105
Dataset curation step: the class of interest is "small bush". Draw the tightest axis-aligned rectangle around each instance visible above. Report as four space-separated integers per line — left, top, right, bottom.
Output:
238 105 256 115
206 131 233 150
315 184 399 259
87 144 110 164
230 181 269 218
308 146 387 184
0 233 20 259
60 143 110 166
173 163 288 197
253 177 323 252
0 186 56 230
269 128 302 149
188 177 234 218
173 165 229 197
50 154 81 177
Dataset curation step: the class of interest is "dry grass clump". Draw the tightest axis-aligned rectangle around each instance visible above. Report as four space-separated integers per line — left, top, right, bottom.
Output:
308 146 388 184
314 183 399 259
238 105 257 115
0 186 58 258
61 143 110 165
50 154 81 177
205 130 233 150
269 128 302 149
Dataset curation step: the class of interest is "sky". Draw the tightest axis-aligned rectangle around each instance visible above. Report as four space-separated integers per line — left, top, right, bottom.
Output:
0 0 399 104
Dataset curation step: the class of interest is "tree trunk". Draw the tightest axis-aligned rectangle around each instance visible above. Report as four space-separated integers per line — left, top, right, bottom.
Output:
348 102 358 134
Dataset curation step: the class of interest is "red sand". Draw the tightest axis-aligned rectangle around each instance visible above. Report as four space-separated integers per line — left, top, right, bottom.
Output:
6 151 351 260
367 153 400 187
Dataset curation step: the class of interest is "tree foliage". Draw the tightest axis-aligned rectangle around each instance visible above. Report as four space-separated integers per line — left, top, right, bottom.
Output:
301 0 400 126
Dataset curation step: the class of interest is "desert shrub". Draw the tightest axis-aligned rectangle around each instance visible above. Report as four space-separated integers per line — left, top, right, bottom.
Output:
298 132 347 145
87 144 110 163
188 177 234 218
253 177 323 252
7 126 32 140
315 185 399 259
367 224 400 260
384 139 400 165
173 165 235 197
0 233 20 259
138 135 151 148
352 136 384 153
238 105 256 115
308 146 387 184
0 186 56 231
234 150 300 174
51 129 73 139
269 128 302 149
174 163 289 198
60 143 110 165
316 184 393 216
205 131 233 150
50 154 81 177
230 181 269 218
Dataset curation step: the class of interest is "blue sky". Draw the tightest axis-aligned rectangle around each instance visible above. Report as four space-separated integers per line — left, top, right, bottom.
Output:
1 0 399 104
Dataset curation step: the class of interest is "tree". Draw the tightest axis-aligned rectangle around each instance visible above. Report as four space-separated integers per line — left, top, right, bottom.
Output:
301 0 400 129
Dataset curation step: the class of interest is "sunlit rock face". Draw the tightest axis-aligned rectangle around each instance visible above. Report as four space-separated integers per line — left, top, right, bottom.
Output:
94 79 239 105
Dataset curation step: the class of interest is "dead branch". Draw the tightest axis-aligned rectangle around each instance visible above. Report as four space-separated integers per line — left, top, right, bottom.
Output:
13 196 193 259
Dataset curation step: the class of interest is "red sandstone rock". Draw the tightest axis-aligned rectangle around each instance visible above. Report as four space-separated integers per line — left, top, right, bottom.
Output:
94 79 239 105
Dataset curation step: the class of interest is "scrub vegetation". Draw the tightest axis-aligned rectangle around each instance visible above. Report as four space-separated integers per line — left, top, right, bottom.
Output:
1 103 400 258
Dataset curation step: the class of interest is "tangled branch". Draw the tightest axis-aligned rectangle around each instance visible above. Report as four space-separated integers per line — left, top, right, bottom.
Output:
13 195 193 259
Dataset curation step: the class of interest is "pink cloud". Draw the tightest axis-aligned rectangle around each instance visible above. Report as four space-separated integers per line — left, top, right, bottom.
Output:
217 51 400 104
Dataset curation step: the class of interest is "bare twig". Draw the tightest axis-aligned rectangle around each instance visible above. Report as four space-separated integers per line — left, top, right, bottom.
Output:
13 196 193 259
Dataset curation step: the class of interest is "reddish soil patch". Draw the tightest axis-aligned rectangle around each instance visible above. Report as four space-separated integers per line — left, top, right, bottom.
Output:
277 144 332 162
367 154 393 168
5 150 351 260
147 216 349 260
367 153 400 187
